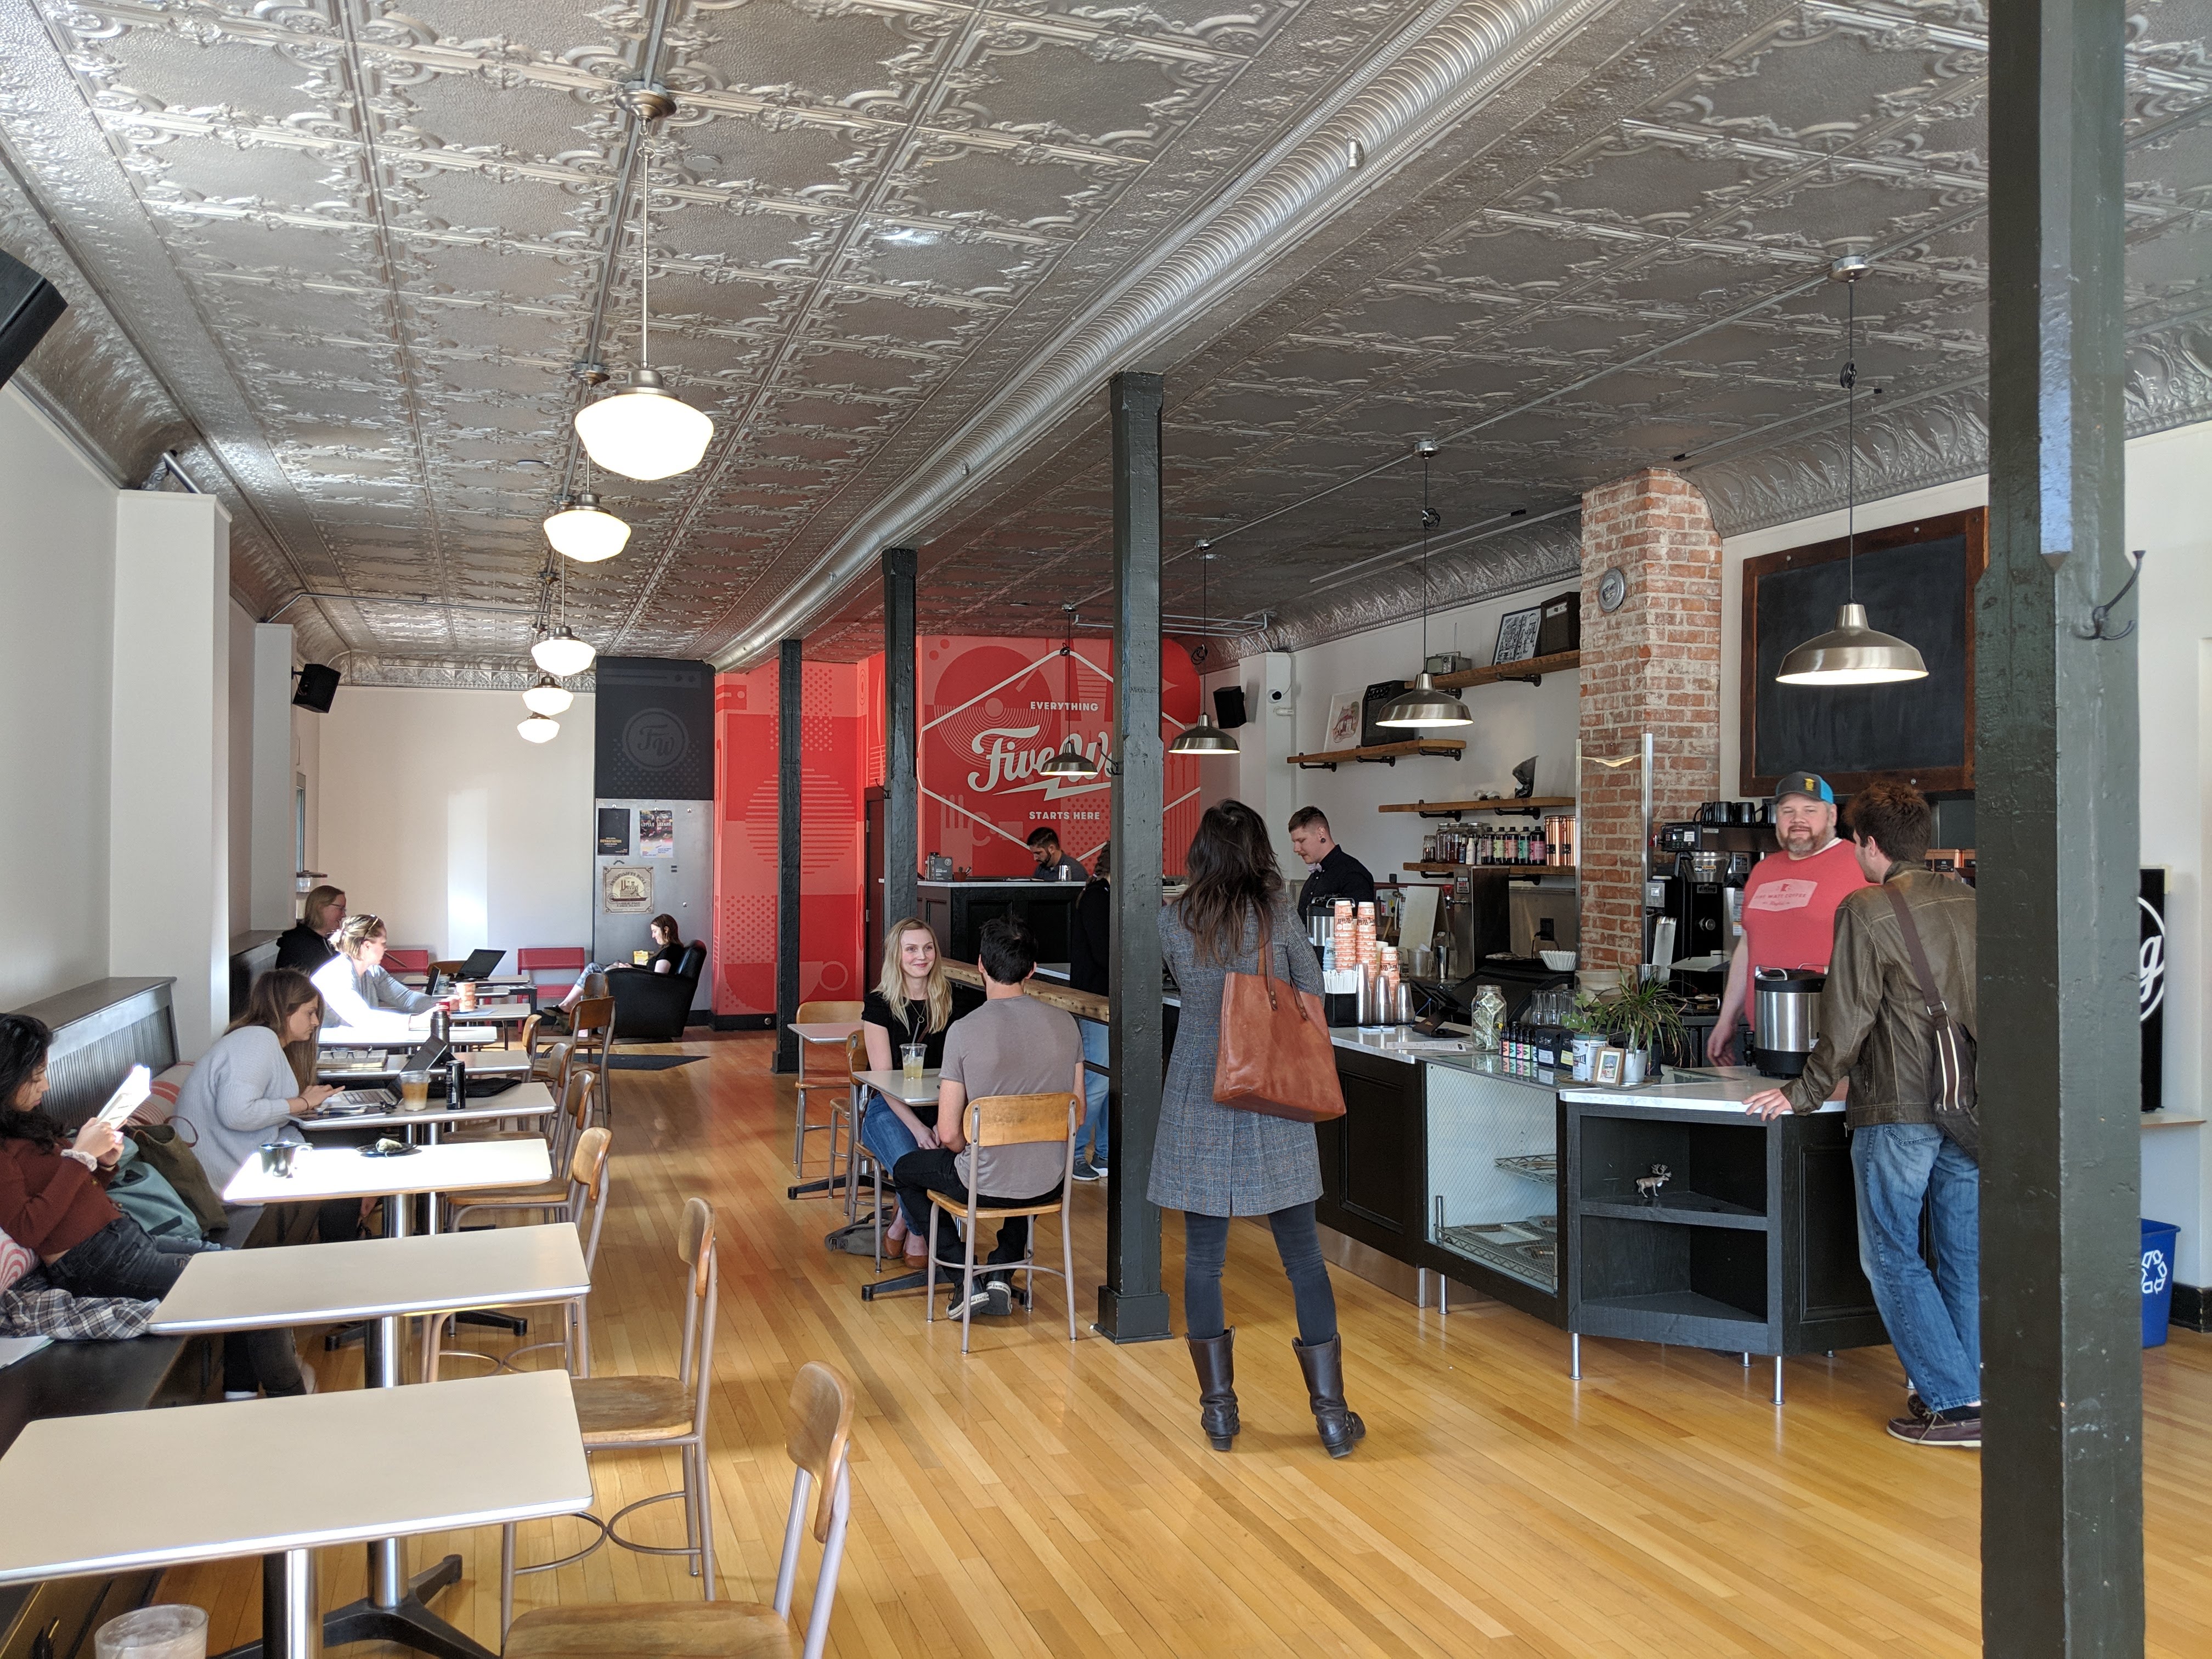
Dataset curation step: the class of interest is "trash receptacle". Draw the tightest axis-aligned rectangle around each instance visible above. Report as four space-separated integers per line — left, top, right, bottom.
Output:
2142 1218 2180 1348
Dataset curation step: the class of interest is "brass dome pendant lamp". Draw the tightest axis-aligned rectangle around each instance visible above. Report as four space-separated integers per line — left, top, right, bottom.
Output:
1775 258 1929 687
1169 546 1239 757
1378 438 1473 728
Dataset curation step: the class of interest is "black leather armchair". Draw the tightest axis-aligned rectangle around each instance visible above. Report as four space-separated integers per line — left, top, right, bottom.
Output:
606 943 707 1043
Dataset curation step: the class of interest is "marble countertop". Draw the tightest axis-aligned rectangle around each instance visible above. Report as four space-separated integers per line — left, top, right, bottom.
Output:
1560 1065 1845 1114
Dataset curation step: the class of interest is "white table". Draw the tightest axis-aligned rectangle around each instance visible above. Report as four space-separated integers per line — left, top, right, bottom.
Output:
224 1140 550 1211
318 1052 533 1083
299 1081 556 1135
853 1066 940 1108
0 1370 589 1659
319 1026 496 1049
433 1001 533 1024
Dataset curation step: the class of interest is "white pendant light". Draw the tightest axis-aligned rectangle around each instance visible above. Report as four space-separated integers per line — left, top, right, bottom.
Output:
1169 545 1239 758
1775 258 1928 689
1380 439 1473 729
532 627 595 678
544 490 629 562
574 115 713 482
523 675 574 716
518 712 560 743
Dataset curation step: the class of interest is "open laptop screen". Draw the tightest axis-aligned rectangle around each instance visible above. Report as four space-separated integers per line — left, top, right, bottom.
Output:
459 948 506 979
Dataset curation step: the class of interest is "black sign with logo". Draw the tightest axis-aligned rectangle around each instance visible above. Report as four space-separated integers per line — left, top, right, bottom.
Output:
2142 866 2166 1113
593 657 714 801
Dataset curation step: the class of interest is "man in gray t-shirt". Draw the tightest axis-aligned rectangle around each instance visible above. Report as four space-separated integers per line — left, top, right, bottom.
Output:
890 916 1084 1316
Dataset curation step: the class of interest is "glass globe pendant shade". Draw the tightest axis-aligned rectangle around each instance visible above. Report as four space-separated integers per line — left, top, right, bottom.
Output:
518 713 560 744
544 492 630 562
573 369 713 481
1375 671 1473 729
1775 603 1929 685
522 675 574 716
531 627 596 678
1169 712 1240 757
1039 738 1101 779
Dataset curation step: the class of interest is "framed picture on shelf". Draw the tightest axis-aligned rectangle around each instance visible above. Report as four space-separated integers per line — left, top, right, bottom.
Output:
1493 605 1543 665
1594 1047 1625 1086
1323 693 1363 751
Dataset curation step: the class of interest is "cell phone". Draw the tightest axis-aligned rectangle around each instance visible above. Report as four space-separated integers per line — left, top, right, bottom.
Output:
94 1065 151 1127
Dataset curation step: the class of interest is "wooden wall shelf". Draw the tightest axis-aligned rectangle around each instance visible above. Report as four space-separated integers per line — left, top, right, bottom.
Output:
1433 650 1580 690
1379 795 1575 819
1402 862 1578 876
1285 738 1466 771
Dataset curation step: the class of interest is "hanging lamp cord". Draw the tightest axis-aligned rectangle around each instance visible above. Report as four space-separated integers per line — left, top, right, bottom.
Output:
1420 452 1432 660
639 142 650 374
1842 280 1856 601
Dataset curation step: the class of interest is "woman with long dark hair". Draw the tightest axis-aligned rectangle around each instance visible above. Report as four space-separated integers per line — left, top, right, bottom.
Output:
0 1014 307 1397
1150 800 1363 1457
174 969 336 1193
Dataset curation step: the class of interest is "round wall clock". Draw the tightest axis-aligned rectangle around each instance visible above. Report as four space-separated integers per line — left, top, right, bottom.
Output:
1598 567 1627 612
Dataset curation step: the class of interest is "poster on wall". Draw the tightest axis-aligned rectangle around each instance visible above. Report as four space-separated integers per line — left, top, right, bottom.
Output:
596 807 630 856
2142 866 2166 1113
638 809 674 857
602 865 653 913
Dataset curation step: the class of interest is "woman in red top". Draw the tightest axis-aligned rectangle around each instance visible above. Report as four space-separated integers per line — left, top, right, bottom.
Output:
1 1014 306 1397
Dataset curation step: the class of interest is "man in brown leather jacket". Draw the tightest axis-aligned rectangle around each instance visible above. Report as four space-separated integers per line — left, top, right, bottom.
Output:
1745 781 1980 1449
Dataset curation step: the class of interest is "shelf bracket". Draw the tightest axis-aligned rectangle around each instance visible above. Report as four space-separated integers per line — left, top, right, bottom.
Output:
1355 753 1398 766
1296 759 1339 771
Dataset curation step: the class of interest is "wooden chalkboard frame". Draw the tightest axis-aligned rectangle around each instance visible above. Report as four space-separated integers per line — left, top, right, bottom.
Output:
1740 508 1987 797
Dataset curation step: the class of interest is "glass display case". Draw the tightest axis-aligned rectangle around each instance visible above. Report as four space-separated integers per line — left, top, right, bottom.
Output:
1425 1059 1562 1294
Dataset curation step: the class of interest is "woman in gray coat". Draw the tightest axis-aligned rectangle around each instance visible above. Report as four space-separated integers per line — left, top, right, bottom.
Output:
1150 800 1363 1458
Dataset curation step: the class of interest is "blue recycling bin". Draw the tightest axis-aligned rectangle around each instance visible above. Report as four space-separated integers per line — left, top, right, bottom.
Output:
2142 1218 2180 1348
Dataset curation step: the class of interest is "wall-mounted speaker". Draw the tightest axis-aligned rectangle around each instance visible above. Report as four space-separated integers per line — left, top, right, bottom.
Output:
1214 686 1248 730
292 663 340 713
0 250 66 393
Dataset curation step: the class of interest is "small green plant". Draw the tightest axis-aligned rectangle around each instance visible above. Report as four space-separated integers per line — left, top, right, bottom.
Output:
1593 975 1687 1058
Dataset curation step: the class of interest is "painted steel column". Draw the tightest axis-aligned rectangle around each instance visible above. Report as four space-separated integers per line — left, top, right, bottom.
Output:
883 547 919 932
774 637 803 1074
1098 370 1172 1343
1982 0 2140 1651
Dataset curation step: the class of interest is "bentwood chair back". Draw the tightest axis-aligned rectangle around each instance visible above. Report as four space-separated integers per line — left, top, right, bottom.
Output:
792 998 863 1181
842 1030 887 1266
499 1360 857 1659
569 995 614 1123
498 1198 721 1632
924 1092 1082 1352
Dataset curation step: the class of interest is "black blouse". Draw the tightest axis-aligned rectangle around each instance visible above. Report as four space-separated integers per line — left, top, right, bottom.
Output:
861 984 980 1068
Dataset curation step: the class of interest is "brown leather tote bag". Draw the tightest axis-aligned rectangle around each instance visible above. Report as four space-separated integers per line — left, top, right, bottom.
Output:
1213 909 1347 1124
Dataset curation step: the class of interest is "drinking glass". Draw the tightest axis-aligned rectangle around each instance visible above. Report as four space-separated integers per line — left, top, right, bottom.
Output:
398 1069 432 1111
97 1607 206 1659
901 1043 926 1080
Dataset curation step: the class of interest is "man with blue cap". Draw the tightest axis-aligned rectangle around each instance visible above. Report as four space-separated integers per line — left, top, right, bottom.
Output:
1707 767 1871 1064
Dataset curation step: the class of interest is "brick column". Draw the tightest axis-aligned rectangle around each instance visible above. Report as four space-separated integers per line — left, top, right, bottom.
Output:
1577 470 1723 973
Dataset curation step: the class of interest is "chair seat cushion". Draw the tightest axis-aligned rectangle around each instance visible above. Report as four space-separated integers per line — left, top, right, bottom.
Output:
573 1374 695 1442
927 1190 1063 1220
458 1181 569 1207
505 1601 794 1659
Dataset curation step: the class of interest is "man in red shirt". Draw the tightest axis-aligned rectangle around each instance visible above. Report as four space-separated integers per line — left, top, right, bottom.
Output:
1708 769 1871 1064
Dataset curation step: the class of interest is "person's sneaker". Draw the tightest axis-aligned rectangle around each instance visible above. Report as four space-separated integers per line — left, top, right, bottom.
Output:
1070 1159 1102 1183
1089 1158 1109 1177
983 1280 1014 1318
223 1390 258 1402
1887 1409 1980 1448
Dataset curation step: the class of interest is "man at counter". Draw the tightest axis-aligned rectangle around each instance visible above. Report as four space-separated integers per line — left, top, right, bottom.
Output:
1707 768 1870 1064
1288 806 1376 924
1025 826 1087 882
1744 781 1980 1450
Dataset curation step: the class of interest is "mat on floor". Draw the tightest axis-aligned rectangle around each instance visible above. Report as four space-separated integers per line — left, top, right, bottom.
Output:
606 1053 706 1070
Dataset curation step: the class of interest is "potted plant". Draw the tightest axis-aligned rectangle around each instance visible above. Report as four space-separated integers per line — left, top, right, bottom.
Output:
1593 975 1686 1086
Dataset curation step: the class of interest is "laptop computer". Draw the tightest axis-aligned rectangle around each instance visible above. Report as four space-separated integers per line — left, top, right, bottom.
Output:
458 947 507 980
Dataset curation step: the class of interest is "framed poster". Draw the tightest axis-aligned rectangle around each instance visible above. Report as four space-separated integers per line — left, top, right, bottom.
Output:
1493 605 1542 665
1324 694 1363 750
638 808 674 857
596 806 630 856
602 865 653 913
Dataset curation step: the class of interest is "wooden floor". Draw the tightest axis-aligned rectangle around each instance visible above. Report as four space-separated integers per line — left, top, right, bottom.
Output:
166 1032 2212 1656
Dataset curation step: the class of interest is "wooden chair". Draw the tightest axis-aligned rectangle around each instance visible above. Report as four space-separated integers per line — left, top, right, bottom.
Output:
442 1056 590 1171
445 1074 602 1229
842 1030 888 1270
498 1198 721 1631
501 1359 855 1659
793 998 862 1182
512 1011 541 1057
924 1092 1081 1352
569 995 614 1125
421 1125 611 1384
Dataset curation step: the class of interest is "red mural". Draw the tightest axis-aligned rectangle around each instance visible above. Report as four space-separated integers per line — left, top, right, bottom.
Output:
712 637 1202 1018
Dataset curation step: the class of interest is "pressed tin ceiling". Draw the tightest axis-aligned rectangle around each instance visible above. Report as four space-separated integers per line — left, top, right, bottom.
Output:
0 0 2205 683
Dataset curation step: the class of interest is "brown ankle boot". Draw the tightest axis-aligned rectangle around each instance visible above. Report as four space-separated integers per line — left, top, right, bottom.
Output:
1293 1334 1365 1458
1187 1329 1239 1451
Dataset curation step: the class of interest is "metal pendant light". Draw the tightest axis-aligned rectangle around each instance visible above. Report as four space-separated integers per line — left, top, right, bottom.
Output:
1170 546 1239 757
1378 439 1473 728
531 558 596 678
1041 605 1103 777
523 675 574 716
574 94 714 482
518 712 561 743
1776 259 1929 687
544 487 629 562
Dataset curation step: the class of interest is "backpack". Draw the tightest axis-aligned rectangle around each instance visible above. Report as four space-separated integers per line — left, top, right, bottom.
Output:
104 1139 205 1241
1882 883 1979 1160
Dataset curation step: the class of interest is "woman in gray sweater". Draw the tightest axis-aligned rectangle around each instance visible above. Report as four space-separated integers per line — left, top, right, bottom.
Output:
175 970 336 1192
1150 800 1362 1458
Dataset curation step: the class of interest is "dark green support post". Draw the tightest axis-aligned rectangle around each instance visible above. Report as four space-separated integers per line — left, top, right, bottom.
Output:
882 547 918 932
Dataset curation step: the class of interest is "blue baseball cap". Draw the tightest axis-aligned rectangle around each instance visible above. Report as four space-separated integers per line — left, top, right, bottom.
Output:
1771 769 1835 806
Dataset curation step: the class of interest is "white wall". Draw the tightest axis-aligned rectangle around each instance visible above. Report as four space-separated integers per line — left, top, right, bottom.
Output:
1715 419 2212 1280
316 686 596 961
226 601 254 937
0 387 117 1009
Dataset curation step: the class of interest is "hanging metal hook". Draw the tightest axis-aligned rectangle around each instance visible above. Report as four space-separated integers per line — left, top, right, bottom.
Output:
2074 549 2146 641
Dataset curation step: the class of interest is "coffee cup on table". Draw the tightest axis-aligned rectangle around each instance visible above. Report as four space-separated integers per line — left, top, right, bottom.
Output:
258 1141 298 1177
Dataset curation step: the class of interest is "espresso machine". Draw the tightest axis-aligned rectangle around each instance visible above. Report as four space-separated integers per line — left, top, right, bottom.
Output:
1648 811 1776 977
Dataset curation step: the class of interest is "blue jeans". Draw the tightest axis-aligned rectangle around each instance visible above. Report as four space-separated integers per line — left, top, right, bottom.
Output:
1852 1122 1980 1414
856 1091 930 1234
1079 1018 1110 1164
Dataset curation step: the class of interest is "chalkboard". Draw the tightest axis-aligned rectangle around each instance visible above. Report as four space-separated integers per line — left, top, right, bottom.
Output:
1741 510 1985 796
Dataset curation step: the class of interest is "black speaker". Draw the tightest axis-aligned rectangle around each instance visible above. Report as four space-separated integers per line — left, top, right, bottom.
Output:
1214 686 1247 730
292 663 340 713
0 250 66 392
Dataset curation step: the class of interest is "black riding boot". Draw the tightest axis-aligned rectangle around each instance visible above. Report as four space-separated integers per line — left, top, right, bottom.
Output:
1188 1329 1239 1451
1293 1334 1365 1458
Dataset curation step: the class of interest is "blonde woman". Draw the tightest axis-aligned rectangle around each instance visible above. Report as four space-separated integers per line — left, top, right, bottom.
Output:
859 918 978 1262
311 915 435 1039
275 884 347 974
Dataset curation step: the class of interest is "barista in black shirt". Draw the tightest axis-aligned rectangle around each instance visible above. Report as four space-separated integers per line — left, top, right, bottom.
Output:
1288 806 1376 925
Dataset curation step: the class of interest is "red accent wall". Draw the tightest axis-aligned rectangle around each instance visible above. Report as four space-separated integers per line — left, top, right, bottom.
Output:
712 637 1201 1017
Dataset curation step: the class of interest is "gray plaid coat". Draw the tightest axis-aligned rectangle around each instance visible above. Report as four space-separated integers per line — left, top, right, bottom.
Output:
1147 895 1327 1218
